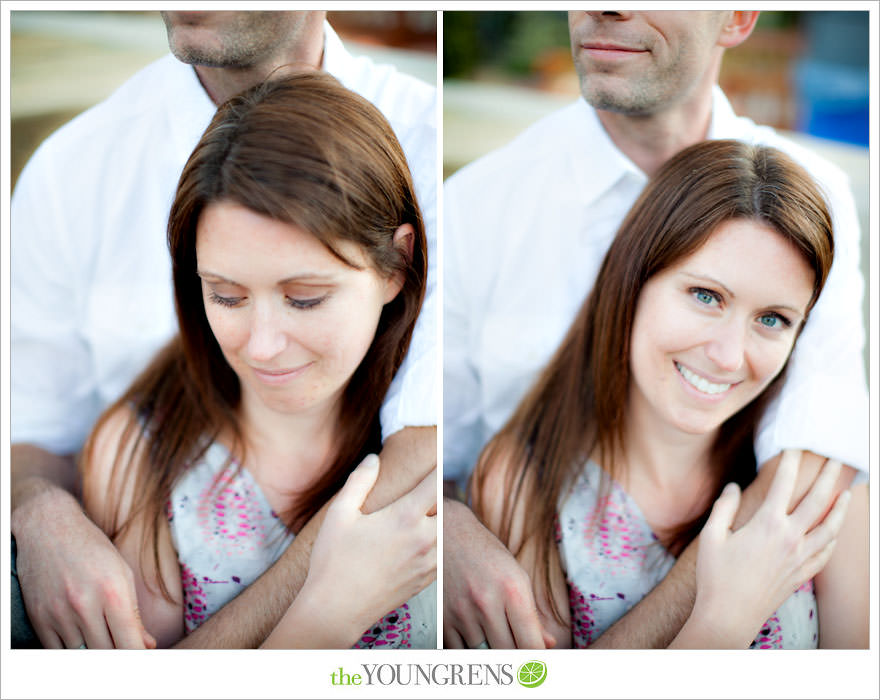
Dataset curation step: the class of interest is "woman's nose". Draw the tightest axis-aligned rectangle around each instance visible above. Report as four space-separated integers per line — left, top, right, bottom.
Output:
704 319 746 373
246 306 287 362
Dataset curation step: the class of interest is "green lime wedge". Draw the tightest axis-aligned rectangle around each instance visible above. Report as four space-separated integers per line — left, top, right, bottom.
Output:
517 660 547 688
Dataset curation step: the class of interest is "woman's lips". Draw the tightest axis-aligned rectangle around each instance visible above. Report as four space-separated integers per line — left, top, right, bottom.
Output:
251 362 311 385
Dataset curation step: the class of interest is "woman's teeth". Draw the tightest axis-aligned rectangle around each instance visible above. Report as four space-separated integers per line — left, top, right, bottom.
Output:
675 362 732 395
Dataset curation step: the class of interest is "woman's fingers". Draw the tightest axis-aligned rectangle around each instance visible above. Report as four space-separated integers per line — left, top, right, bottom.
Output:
333 454 381 514
395 466 438 517
790 458 842 532
703 482 741 540
795 539 837 586
802 489 851 559
761 448 800 514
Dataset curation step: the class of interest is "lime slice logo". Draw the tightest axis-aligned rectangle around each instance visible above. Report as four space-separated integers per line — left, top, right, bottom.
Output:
517 660 547 688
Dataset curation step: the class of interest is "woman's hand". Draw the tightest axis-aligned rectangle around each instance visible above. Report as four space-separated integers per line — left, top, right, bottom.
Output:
672 449 851 648
262 454 436 648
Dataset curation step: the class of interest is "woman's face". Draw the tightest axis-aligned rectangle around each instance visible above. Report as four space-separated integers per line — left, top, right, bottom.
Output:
628 218 814 437
196 200 402 417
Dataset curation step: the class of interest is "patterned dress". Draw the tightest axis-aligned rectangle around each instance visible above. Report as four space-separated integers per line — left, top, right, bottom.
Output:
166 441 435 648
557 461 818 648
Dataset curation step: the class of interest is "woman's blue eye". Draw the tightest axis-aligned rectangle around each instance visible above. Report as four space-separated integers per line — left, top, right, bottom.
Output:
692 288 719 306
759 313 790 330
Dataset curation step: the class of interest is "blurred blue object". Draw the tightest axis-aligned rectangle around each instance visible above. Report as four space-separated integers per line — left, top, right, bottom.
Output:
794 59 869 146
792 11 868 146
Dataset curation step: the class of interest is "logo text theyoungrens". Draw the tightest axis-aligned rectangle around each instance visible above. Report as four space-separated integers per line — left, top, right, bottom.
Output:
330 663 515 687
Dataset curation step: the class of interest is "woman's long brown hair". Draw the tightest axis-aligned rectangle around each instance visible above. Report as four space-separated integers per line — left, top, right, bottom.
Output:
81 72 427 596
471 140 834 624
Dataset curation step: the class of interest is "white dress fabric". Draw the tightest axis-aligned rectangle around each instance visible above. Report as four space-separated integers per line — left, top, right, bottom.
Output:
12 22 437 454
167 441 436 648
557 461 818 648
443 89 867 482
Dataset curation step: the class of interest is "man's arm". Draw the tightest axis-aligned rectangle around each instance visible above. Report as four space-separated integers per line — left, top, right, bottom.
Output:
173 425 436 648
589 450 855 648
443 498 548 649
11 444 153 649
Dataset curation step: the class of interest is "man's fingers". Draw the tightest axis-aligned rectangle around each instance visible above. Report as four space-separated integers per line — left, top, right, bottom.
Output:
80 614 115 649
762 448 800 512
443 625 466 649
506 598 547 649
483 615 517 649
791 457 842 531
703 482 741 538
334 454 381 513
143 629 158 649
39 628 64 649
105 603 149 649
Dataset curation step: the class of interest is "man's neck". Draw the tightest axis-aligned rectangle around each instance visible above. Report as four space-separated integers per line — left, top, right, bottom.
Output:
595 79 716 177
195 22 324 106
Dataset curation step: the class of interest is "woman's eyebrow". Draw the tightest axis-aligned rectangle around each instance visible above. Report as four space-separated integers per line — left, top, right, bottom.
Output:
278 274 337 285
680 271 735 298
195 270 337 285
196 269 238 284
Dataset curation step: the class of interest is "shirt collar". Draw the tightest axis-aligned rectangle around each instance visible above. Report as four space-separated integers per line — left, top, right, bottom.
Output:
569 97 647 206
707 84 749 140
321 21 356 85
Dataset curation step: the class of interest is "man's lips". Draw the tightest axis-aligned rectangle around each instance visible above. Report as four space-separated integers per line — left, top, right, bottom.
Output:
580 42 648 58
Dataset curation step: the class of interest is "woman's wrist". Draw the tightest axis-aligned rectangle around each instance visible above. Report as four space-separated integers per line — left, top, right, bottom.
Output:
261 579 368 649
670 596 752 649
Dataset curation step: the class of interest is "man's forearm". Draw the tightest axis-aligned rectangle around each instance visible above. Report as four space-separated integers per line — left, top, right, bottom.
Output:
362 426 437 513
589 543 697 648
11 444 79 533
175 425 437 648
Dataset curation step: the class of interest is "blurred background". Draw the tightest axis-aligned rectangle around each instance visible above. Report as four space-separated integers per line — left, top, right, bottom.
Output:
444 10 871 376
10 10 436 192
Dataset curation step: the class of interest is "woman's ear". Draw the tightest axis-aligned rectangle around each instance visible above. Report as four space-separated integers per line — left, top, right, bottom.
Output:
383 223 414 303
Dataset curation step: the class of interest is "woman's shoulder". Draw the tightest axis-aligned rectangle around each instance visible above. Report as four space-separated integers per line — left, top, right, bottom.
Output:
81 404 147 531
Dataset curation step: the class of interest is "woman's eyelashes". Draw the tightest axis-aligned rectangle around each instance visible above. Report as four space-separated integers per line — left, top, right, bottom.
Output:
757 311 792 330
688 287 793 331
208 291 243 307
690 287 722 307
285 294 327 310
207 290 327 310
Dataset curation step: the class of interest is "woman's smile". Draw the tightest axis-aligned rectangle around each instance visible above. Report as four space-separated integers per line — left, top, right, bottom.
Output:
196 201 400 416
628 218 813 437
673 360 739 399
250 362 314 386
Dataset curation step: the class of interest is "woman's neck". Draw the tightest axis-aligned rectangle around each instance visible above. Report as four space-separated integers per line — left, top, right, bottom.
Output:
615 390 719 530
232 386 343 501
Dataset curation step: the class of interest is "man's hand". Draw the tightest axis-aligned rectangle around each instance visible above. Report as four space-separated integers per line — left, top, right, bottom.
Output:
443 498 549 649
11 446 155 649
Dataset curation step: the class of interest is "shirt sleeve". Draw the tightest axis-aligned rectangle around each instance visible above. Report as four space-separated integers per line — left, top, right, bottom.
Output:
755 165 869 475
379 121 438 439
440 174 485 483
11 143 102 455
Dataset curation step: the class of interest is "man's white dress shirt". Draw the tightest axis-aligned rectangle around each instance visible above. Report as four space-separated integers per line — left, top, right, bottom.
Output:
444 88 867 481
12 24 437 454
